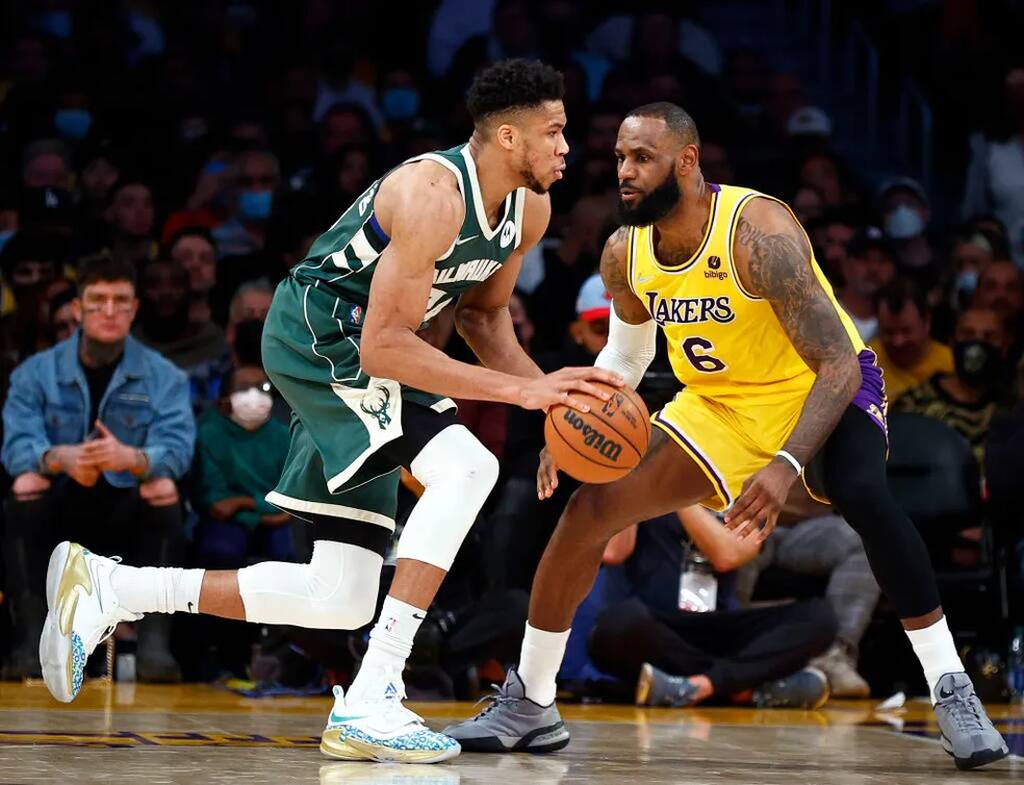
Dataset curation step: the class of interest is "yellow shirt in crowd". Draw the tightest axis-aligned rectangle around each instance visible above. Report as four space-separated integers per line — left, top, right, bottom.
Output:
867 339 954 401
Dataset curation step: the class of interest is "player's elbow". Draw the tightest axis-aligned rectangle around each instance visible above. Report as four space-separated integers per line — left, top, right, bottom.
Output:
707 549 754 573
359 334 397 378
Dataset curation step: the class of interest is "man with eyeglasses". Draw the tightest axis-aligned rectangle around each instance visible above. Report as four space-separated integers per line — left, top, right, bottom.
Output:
1 254 195 681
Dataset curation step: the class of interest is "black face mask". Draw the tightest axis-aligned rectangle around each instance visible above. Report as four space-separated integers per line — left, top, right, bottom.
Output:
953 340 1003 387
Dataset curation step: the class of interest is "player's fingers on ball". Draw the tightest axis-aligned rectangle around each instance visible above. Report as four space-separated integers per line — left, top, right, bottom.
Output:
571 380 611 400
564 394 591 413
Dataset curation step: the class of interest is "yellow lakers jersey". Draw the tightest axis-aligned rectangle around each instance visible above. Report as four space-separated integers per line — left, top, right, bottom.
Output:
626 184 864 405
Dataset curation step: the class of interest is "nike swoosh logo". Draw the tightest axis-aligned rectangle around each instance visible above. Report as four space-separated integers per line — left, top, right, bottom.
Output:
636 275 653 283
412 612 425 620
454 234 478 245
88 558 105 613
330 712 372 724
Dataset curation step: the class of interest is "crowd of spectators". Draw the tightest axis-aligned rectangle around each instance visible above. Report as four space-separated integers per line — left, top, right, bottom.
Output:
1 0 1024 701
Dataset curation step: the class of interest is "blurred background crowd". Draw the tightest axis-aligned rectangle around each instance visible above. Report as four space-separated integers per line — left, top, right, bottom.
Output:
2 0 1024 705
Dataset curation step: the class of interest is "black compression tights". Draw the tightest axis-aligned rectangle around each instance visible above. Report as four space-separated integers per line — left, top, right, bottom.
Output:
810 406 942 619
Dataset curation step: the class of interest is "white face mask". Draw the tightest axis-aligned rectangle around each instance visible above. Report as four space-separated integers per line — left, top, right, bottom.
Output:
229 388 273 430
884 204 926 240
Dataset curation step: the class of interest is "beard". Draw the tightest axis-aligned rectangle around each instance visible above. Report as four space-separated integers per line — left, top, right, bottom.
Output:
518 165 548 194
617 171 682 226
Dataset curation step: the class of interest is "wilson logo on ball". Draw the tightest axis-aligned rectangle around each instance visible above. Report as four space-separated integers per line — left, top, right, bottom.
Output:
562 410 623 462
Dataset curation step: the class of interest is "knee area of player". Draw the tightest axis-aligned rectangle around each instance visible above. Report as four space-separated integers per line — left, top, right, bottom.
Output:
411 425 499 490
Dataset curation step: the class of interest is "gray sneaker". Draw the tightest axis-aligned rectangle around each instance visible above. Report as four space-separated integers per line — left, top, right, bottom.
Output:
752 667 830 709
932 672 1009 770
635 663 701 707
442 668 570 753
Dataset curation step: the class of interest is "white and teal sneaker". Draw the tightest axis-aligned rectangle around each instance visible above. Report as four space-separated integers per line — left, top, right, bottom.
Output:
321 677 460 763
39 542 141 703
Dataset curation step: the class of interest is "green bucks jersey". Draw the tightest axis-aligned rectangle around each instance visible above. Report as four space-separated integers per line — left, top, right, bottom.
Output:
293 144 527 329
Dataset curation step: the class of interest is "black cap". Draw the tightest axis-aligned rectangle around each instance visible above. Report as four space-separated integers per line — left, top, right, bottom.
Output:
846 226 894 261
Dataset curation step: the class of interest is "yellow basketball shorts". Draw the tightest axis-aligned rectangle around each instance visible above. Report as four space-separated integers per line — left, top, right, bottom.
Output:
652 387 807 512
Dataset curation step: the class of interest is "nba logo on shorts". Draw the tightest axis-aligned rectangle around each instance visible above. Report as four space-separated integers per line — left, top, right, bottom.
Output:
349 305 363 325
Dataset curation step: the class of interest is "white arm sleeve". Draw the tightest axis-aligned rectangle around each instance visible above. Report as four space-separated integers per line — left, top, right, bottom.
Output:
594 307 657 389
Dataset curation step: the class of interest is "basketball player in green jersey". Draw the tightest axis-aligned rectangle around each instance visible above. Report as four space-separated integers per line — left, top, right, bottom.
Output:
39 59 622 763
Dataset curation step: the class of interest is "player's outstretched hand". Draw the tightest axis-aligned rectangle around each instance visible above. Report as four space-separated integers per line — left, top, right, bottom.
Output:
537 445 559 499
723 459 798 543
517 367 624 413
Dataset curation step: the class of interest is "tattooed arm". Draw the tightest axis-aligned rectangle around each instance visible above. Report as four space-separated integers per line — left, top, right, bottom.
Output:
600 227 651 323
724 197 861 538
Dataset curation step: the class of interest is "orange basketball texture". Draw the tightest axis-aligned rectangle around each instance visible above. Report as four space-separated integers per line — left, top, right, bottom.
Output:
544 383 651 484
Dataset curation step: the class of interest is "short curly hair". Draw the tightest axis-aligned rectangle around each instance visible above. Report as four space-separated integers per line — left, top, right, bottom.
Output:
466 59 564 125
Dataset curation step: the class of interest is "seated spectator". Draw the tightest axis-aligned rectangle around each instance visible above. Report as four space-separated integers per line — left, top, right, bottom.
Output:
576 506 836 708
734 509 880 698
225 278 273 350
103 177 158 266
879 177 937 280
807 206 861 283
0 229 65 374
961 66 1024 267
870 278 953 401
133 257 229 411
193 364 293 569
47 285 78 344
1 255 194 681
211 149 281 259
21 138 73 191
972 259 1023 353
893 308 1008 466
837 227 896 343
167 227 218 326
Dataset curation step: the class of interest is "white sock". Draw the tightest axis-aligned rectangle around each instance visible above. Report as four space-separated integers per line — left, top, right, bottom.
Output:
905 616 963 703
518 623 570 706
111 565 204 615
348 595 425 703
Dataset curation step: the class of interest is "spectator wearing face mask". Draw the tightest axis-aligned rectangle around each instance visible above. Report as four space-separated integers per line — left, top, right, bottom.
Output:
893 308 1008 467
879 177 936 282
193 364 293 570
212 149 281 258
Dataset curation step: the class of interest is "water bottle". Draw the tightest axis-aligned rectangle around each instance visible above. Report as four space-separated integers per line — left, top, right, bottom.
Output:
1008 626 1024 700
678 547 717 613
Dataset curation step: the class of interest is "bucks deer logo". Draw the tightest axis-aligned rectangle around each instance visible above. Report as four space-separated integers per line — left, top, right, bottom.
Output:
360 385 392 430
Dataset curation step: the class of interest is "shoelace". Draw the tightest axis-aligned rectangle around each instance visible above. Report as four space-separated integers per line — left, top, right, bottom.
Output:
944 688 986 733
470 683 517 721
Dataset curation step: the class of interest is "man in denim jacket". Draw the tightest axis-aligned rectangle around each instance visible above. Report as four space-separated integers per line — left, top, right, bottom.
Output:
2 255 194 680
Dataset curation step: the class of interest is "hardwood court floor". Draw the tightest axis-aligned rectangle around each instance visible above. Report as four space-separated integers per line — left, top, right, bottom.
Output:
0 681 1021 784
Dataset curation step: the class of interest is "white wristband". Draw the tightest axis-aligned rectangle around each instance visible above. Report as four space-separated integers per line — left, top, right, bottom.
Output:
775 450 802 475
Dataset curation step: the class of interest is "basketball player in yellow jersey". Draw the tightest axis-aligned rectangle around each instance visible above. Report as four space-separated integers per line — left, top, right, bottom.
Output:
445 103 1009 770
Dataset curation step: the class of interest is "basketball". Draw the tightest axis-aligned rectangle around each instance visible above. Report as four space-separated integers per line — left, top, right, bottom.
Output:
544 383 651 484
